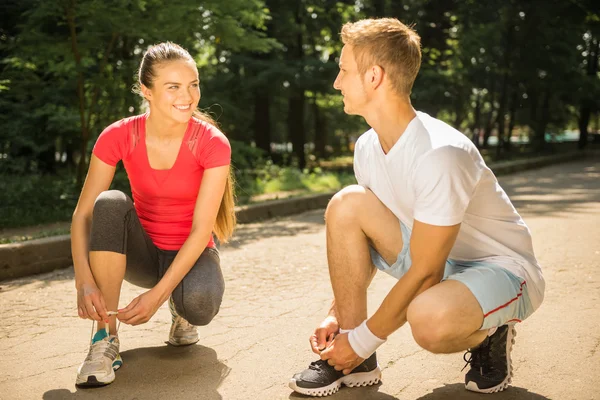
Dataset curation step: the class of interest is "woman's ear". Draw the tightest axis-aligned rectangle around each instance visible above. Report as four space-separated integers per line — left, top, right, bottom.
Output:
141 84 152 101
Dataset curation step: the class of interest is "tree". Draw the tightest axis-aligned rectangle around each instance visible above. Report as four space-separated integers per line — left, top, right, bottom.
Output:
2 0 273 184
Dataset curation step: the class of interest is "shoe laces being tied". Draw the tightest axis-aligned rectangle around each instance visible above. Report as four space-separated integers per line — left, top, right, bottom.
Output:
308 360 329 371
462 336 492 374
85 311 120 363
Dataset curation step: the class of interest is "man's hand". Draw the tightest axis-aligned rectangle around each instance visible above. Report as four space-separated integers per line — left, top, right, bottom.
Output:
117 289 163 326
77 281 109 323
320 332 364 375
310 315 340 354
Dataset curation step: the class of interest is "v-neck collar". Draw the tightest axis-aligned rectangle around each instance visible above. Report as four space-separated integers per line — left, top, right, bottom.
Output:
375 113 420 161
140 114 193 184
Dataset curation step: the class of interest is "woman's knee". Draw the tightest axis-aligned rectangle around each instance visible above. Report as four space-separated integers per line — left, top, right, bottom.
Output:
181 285 224 326
93 190 132 219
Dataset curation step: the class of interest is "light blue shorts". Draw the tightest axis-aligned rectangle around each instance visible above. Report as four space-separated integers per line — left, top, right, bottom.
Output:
369 222 535 330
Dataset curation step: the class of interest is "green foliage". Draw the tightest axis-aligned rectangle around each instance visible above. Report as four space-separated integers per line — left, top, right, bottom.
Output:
0 173 78 228
253 164 356 197
1 0 599 230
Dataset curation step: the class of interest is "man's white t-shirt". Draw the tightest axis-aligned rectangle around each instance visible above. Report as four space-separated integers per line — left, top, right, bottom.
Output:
353 111 544 309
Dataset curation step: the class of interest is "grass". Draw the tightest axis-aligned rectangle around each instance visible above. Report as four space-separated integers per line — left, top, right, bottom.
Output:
0 227 70 245
1 141 589 243
0 166 356 243
235 164 356 204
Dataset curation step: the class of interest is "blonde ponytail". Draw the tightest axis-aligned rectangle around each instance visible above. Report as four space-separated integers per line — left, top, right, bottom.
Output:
193 110 236 243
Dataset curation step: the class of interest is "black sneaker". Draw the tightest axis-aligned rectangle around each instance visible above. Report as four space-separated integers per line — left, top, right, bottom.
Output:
463 324 516 393
289 353 381 397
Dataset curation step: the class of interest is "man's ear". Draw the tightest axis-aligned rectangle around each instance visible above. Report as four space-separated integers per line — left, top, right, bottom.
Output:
369 65 385 90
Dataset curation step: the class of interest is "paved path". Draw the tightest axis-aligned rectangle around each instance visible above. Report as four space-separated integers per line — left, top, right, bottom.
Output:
1 159 599 400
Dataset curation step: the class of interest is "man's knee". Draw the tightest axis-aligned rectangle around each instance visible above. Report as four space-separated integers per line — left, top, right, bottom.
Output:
407 295 454 354
93 190 132 219
325 185 370 224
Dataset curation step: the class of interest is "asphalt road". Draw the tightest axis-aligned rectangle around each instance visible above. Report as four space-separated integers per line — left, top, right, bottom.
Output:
0 158 598 400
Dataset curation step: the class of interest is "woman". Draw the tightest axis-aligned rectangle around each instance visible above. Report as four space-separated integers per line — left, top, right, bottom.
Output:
71 42 235 387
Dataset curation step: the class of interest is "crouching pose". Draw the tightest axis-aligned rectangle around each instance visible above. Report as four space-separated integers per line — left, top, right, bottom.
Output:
71 42 235 386
289 18 544 397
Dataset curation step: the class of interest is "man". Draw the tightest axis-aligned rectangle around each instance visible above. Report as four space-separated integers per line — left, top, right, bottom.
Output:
289 18 544 397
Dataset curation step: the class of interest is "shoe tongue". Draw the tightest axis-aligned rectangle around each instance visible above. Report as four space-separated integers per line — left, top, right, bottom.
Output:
92 329 109 344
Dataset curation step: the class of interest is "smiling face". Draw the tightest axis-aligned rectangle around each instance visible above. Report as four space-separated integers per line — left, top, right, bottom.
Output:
333 45 368 116
141 59 200 124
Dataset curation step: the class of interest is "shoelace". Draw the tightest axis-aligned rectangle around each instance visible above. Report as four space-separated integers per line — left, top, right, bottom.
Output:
84 337 118 363
88 311 121 345
308 360 328 371
462 337 491 373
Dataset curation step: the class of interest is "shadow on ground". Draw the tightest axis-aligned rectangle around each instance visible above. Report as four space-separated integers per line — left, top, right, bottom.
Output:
289 382 400 400
0 210 327 289
42 345 229 400
500 160 599 218
225 209 325 249
288 382 550 400
416 383 551 400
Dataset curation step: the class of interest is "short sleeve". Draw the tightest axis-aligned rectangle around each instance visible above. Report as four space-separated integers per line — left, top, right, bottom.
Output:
353 132 371 187
413 146 482 226
196 125 231 169
92 121 127 167
353 156 366 187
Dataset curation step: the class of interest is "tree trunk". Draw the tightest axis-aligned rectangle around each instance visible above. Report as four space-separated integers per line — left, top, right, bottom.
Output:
470 91 482 148
506 89 518 152
579 37 599 149
66 0 118 187
454 99 465 131
495 9 515 158
66 1 89 187
288 91 306 169
287 2 306 169
313 99 327 159
482 78 497 149
578 104 591 150
253 89 272 156
535 92 550 152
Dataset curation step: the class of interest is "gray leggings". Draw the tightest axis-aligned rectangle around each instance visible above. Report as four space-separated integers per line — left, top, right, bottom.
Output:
89 190 224 326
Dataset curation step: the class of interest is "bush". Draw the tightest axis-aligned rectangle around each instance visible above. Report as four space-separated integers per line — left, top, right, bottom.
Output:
0 173 78 228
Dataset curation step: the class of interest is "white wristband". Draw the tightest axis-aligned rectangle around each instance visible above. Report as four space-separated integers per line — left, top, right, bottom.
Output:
348 320 386 359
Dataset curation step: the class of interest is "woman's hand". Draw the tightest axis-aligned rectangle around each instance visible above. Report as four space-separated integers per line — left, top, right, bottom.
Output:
77 281 109 323
117 289 164 326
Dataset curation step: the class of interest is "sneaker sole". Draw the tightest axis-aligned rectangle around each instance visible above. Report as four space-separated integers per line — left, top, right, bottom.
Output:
465 325 516 394
289 366 382 397
168 337 200 346
75 355 122 387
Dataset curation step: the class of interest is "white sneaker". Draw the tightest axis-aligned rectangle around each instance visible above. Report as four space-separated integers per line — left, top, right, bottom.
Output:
76 330 122 387
168 297 199 346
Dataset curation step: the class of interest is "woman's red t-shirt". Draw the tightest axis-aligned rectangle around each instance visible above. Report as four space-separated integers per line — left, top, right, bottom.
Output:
92 113 231 250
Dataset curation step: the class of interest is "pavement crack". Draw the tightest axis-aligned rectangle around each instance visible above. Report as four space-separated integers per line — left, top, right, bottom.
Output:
224 333 279 362
381 349 425 371
0 362 79 384
589 336 600 358
393 383 411 396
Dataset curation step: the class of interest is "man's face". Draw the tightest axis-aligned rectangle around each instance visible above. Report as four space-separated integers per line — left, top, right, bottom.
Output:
333 45 368 116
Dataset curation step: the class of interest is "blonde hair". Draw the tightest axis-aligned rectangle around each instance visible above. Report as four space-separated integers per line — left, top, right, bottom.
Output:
137 42 236 243
340 18 422 96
